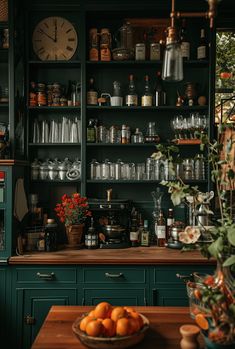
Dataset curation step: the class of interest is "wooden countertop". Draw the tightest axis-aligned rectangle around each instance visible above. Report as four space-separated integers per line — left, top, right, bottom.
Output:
31 305 204 349
9 246 215 265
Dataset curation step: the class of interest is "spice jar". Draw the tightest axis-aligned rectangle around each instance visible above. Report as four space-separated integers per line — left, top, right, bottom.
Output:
100 28 111 61
89 28 99 61
135 43 146 60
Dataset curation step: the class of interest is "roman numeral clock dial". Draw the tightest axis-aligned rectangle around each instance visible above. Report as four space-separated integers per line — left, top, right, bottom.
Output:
32 16 78 61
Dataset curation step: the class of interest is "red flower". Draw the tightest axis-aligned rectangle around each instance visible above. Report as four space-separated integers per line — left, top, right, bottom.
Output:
54 192 91 226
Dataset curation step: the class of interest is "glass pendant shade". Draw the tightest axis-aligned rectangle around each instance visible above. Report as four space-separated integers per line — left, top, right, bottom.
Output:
162 42 183 82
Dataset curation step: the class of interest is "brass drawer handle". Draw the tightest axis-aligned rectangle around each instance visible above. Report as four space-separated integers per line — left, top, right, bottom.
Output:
36 272 55 280
105 272 123 278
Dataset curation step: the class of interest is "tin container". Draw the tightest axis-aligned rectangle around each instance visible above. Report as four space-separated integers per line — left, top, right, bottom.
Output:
150 43 161 60
135 43 146 60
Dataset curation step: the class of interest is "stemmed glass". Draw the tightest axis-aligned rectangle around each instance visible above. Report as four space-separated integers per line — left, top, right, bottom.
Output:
172 115 184 139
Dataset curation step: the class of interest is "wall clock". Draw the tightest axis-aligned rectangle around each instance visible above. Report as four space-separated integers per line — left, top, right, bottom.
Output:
32 16 78 61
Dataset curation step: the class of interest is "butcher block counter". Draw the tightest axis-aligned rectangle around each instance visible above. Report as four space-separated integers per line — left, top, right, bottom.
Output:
31 305 204 349
9 246 215 265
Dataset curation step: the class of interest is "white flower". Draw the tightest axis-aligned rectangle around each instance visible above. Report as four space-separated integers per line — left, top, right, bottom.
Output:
178 226 201 244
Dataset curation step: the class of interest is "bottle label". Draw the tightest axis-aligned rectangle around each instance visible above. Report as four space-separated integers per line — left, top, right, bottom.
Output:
150 43 161 60
167 218 174 227
89 47 99 61
126 95 138 106
141 231 149 246
155 224 166 238
181 42 190 59
141 95 152 106
197 46 206 59
87 91 98 105
130 231 139 241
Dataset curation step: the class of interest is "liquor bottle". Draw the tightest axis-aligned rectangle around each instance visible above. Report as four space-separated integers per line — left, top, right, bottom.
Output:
155 210 166 247
166 208 174 241
66 80 72 106
87 77 98 105
125 74 138 106
180 19 190 60
140 220 150 247
154 71 166 106
87 119 96 143
197 29 207 60
85 217 99 249
141 75 153 106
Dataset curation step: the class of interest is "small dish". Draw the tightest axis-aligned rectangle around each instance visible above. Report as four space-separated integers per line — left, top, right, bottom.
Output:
72 313 149 349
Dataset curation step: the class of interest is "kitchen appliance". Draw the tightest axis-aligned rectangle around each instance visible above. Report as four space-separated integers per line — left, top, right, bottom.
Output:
88 189 131 248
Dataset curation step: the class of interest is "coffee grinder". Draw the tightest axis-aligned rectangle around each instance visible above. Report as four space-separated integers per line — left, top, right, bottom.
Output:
88 189 131 248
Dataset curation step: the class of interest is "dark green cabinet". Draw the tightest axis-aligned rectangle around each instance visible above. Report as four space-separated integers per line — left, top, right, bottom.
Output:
82 266 149 306
151 265 215 306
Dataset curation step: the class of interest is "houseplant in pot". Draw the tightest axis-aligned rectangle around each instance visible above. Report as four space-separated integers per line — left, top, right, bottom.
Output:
55 192 91 247
152 126 235 348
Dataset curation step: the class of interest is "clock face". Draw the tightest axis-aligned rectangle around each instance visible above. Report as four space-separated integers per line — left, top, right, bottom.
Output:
32 16 78 61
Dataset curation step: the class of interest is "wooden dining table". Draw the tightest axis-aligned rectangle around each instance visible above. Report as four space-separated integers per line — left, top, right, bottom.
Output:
31 305 205 349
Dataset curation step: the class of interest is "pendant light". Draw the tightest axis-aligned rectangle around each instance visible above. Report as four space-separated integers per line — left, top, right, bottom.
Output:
162 0 221 82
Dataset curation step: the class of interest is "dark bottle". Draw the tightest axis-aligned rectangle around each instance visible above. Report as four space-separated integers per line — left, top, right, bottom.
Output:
155 210 166 247
66 80 72 106
166 208 174 241
197 29 207 60
44 219 57 252
87 119 96 143
154 71 166 106
85 217 99 249
87 77 98 105
180 19 190 60
141 75 153 106
125 74 138 106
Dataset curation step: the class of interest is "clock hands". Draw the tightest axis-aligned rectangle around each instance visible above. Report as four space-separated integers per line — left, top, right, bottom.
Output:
38 28 55 42
54 19 57 43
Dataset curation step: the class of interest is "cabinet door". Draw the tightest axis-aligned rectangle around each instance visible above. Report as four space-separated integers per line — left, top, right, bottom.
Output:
0 267 8 344
83 287 147 306
15 288 77 349
151 265 215 306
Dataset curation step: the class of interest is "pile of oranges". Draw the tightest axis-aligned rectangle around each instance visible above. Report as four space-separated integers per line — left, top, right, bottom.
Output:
79 302 144 337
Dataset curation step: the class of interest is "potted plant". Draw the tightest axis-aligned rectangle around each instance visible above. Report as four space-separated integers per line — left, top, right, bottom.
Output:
152 127 235 348
55 193 91 247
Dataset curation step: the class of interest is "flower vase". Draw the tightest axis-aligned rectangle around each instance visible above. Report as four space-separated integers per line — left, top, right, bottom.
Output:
65 223 84 248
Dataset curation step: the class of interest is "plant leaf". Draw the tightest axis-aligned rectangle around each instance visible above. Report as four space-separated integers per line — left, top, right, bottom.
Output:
228 227 235 246
223 255 235 267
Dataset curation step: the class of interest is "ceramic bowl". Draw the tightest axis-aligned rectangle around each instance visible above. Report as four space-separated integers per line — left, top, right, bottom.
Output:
72 313 149 349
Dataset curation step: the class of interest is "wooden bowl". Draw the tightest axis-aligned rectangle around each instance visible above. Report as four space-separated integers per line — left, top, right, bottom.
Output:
72 313 149 349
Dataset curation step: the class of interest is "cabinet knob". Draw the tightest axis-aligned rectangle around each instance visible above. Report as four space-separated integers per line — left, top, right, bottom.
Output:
105 272 123 278
24 315 35 325
36 272 55 280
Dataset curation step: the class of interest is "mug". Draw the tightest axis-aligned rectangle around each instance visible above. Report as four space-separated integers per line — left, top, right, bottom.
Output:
111 96 123 106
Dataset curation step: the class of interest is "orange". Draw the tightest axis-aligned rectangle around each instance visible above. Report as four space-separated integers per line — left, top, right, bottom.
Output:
195 313 209 330
94 302 112 319
79 315 93 332
124 306 135 314
102 318 116 337
111 306 127 322
85 319 103 337
88 310 96 318
128 317 140 334
116 317 130 336
128 310 143 328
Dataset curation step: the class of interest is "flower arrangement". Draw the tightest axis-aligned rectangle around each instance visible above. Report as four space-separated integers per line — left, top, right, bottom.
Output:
152 126 235 346
55 193 91 226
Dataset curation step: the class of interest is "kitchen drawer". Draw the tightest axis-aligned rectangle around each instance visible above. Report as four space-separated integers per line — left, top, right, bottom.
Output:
153 266 214 286
15 267 77 284
83 267 147 284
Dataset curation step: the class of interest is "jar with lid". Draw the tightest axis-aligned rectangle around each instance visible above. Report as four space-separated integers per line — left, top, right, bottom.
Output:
89 28 99 61
44 219 58 252
135 43 146 60
145 122 160 143
100 28 111 61
31 158 41 180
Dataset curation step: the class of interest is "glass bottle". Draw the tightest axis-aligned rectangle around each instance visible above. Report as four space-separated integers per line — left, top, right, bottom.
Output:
180 19 190 60
89 28 99 61
87 119 96 143
197 29 207 60
140 220 150 247
155 210 166 247
141 75 153 106
131 128 144 144
66 80 72 106
85 217 99 249
154 71 166 106
125 74 138 106
87 77 98 105
166 208 174 241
